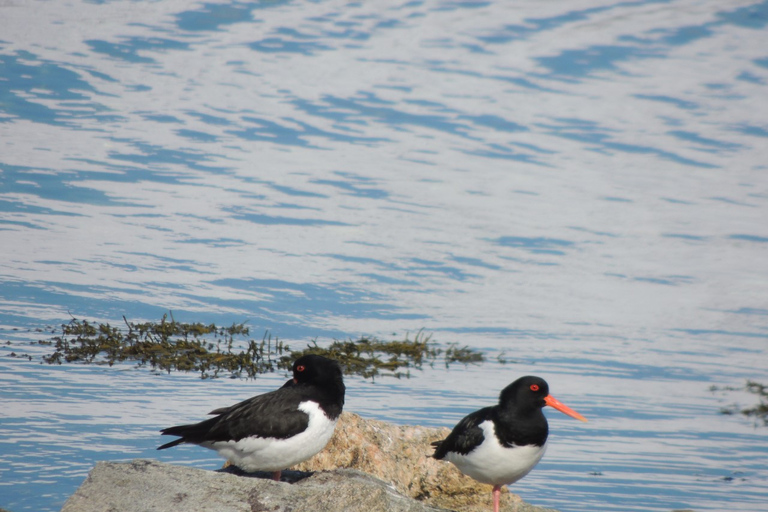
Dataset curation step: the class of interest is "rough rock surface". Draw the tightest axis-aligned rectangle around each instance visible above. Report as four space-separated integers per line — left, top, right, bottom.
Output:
61 460 448 512
62 412 559 512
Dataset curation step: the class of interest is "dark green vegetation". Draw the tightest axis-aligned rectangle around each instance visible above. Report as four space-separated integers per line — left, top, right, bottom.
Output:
291 335 484 379
38 314 484 380
40 315 283 379
712 380 768 426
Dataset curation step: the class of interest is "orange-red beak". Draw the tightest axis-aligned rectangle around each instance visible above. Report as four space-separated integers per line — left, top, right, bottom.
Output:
544 395 588 422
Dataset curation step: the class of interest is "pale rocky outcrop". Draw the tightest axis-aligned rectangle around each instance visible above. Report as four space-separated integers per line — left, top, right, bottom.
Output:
61 460 447 512
61 412 559 512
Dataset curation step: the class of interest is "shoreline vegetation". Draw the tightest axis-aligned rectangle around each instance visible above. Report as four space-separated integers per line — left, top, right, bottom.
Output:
35 313 484 380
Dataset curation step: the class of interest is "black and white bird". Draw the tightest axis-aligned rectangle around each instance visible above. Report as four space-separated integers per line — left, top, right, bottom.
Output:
431 376 587 512
158 354 345 481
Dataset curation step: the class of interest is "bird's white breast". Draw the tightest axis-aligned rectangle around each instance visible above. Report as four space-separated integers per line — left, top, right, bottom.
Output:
445 420 547 486
204 401 336 472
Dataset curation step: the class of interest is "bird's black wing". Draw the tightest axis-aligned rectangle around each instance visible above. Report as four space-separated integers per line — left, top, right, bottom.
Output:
206 379 295 416
207 405 232 416
158 386 311 450
431 406 493 458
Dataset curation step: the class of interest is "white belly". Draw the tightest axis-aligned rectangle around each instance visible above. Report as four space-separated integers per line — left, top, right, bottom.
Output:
204 401 336 472
445 420 547 486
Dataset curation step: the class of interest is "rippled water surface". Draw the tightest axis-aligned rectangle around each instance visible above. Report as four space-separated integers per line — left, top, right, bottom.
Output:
1 0 767 511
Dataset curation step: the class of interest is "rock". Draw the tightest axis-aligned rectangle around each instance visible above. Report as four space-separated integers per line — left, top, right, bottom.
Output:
293 412 557 512
62 412 559 512
61 459 449 512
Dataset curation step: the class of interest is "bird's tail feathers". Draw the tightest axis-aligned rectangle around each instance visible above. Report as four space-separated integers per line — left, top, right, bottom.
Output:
430 439 445 459
157 423 201 450
157 437 185 450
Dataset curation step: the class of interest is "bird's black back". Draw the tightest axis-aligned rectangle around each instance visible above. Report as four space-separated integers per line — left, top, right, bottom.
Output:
432 406 493 458
158 386 312 448
158 354 345 450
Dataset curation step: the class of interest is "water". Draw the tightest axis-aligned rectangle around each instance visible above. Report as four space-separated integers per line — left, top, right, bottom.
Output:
1 0 767 510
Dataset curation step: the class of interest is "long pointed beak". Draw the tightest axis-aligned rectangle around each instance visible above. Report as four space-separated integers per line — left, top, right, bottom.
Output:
544 395 588 422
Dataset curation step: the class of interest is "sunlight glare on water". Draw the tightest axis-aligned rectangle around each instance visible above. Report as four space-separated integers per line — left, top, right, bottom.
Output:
1 0 767 511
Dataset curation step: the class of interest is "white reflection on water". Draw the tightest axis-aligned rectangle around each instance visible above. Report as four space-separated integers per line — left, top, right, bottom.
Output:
1 0 768 511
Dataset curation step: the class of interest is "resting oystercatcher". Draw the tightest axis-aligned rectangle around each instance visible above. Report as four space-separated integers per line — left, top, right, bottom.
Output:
157 354 345 481
431 376 586 512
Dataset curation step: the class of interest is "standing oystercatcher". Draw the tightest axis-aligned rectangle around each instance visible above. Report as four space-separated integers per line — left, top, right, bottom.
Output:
158 354 345 481
432 376 587 512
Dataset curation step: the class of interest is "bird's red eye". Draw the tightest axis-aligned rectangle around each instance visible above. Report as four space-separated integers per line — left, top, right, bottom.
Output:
296 365 306 372
530 384 539 392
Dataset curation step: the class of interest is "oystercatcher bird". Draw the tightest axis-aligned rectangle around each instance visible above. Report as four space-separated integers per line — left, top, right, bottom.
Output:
431 376 587 512
158 354 345 481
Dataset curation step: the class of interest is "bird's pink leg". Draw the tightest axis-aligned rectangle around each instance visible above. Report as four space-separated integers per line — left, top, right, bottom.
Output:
271 470 281 481
492 484 501 512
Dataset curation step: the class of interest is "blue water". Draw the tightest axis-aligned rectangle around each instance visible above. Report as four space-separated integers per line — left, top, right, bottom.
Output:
2 0 767 511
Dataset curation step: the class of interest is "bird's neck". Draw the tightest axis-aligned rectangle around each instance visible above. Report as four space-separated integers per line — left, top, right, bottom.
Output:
305 378 345 418
495 406 549 447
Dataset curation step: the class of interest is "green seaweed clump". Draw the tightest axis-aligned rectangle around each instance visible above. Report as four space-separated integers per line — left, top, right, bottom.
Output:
286 330 441 380
741 380 768 425
444 342 485 366
42 314 286 379
40 316 486 380
286 331 486 380
712 380 768 426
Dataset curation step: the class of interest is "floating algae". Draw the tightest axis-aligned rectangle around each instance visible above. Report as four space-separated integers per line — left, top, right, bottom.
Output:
285 330 440 380
40 314 285 379
38 314 484 380
711 380 768 426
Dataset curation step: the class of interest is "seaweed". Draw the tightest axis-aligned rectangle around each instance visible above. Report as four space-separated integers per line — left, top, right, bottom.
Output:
39 315 485 380
741 380 768 425
42 313 286 379
711 380 768 426
284 330 441 380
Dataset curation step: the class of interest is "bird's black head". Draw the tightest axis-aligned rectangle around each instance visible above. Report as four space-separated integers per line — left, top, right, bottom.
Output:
499 375 550 411
291 354 345 402
499 375 587 423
